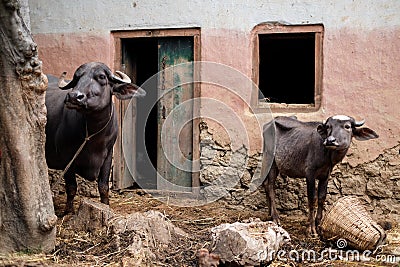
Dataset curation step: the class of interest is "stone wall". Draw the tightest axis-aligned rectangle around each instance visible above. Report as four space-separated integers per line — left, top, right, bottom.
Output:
199 121 267 210
199 120 400 223
328 145 400 222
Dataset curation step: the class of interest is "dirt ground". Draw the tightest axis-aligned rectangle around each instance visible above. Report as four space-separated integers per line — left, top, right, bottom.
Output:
1 189 399 267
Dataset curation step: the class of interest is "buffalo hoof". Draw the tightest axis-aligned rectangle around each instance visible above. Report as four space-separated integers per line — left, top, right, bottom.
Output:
307 226 318 238
100 197 110 205
63 206 75 216
271 215 281 226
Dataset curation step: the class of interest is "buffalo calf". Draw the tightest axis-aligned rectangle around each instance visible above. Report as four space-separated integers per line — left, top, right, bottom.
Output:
262 115 378 236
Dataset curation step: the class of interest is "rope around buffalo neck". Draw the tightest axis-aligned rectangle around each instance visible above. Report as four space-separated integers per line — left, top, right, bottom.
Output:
51 104 114 190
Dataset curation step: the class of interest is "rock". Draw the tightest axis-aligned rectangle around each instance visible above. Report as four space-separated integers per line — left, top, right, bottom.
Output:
364 164 381 177
202 186 230 201
380 229 400 257
388 159 400 167
240 169 252 188
367 176 393 198
276 189 299 210
201 166 240 188
375 198 400 215
327 177 341 195
200 145 216 166
210 219 290 266
393 179 400 200
340 175 366 196
228 188 246 205
240 189 269 210
230 147 247 169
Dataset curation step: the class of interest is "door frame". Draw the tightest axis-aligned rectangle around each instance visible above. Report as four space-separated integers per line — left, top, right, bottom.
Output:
112 28 201 193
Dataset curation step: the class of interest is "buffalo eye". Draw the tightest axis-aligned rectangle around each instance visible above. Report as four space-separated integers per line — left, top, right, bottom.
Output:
97 74 107 85
344 124 351 130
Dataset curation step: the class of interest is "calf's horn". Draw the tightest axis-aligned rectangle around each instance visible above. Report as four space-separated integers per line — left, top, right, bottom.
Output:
354 119 365 127
114 70 131 83
58 72 69 88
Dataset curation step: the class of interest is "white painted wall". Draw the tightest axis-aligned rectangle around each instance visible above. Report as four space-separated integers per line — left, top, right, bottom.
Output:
29 0 400 34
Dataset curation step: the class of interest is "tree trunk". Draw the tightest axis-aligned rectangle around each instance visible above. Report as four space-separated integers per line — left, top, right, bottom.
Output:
0 0 56 253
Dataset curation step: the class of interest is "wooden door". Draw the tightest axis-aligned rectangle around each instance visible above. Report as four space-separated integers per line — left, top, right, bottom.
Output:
113 44 138 190
157 37 194 191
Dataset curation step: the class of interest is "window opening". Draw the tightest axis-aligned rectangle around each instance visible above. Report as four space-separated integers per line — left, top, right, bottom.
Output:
258 33 315 104
252 23 324 111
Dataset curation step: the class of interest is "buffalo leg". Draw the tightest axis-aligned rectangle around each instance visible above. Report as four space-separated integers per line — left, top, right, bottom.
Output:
263 161 280 224
315 178 329 229
306 175 318 236
97 149 113 205
64 169 77 215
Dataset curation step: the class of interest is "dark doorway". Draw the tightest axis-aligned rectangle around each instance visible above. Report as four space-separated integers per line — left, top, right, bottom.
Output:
122 38 159 188
120 36 195 190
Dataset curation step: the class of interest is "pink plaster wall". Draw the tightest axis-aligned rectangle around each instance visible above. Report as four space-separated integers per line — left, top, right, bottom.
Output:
202 29 252 77
200 29 263 154
322 28 400 165
34 33 112 79
34 27 400 165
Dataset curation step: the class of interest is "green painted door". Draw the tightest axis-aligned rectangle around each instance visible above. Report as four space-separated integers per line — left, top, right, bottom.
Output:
157 37 194 191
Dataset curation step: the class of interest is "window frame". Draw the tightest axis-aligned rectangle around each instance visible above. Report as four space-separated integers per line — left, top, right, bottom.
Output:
251 23 324 113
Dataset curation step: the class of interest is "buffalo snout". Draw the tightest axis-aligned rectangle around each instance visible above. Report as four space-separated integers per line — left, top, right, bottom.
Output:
323 136 339 148
64 91 87 108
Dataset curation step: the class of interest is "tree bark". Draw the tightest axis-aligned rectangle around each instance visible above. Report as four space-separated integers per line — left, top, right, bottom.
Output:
0 0 56 253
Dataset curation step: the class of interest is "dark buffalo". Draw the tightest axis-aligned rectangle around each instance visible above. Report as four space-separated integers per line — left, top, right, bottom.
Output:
262 115 378 236
45 62 146 214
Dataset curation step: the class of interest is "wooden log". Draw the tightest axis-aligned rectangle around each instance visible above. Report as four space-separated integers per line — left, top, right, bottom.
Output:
67 198 115 232
108 210 187 246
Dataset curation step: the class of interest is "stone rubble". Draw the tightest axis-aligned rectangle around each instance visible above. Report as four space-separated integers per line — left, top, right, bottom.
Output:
210 218 290 266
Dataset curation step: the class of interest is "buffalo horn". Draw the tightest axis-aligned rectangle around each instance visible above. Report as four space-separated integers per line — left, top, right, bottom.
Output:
354 119 365 127
58 72 69 88
114 71 131 83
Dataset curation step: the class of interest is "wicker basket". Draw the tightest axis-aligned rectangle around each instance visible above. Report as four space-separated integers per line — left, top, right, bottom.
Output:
319 196 386 251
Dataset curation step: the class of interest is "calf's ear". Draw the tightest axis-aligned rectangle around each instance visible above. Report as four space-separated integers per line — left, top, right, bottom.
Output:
353 127 379 141
112 83 146 100
317 124 328 138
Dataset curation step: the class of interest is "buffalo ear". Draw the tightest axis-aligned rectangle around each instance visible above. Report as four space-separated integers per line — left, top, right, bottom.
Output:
353 127 379 141
112 83 146 100
317 124 328 138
